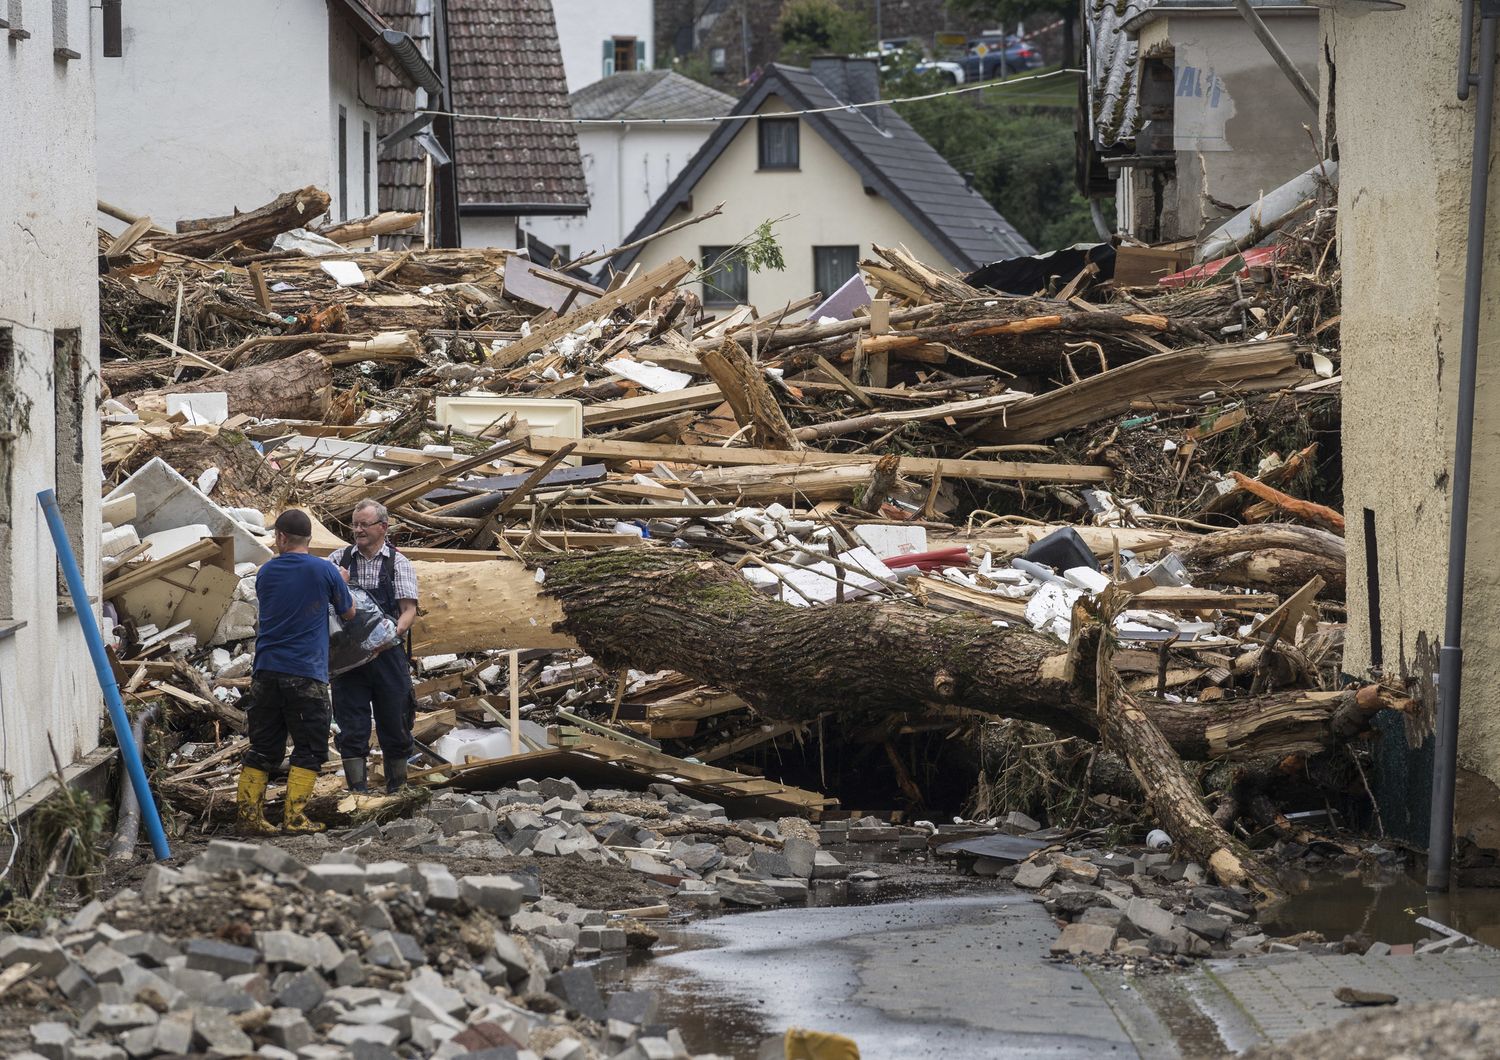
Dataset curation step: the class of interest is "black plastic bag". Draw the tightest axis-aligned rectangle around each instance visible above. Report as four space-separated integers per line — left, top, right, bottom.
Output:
329 586 399 676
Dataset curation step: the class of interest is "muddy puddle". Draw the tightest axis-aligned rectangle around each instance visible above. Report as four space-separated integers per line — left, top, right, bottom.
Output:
591 876 1138 1060
1264 868 1500 946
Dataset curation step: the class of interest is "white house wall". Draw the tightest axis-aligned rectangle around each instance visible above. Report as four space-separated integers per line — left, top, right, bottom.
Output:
94 0 374 228
462 215 520 251
551 0 654 93
1 0 105 797
527 124 714 262
631 99 950 313
327 16 383 223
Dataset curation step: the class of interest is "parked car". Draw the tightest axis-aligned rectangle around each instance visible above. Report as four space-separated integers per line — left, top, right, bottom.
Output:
874 40 966 85
959 35 1044 81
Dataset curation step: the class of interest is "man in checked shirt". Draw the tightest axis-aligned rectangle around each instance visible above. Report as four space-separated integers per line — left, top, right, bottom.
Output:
332 499 419 793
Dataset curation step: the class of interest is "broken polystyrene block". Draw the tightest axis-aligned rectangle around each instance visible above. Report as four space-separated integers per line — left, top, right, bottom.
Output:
853 523 928 560
417 654 460 674
320 259 367 286
103 525 141 558
165 392 229 426
603 357 692 393
106 458 272 565
142 524 212 560
741 567 781 592
1064 566 1112 594
1025 582 1082 640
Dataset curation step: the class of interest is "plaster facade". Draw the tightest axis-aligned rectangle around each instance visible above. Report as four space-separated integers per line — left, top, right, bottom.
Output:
551 0 654 92
461 215 521 251
527 124 715 263
94 0 378 228
1119 10 1321 242
1328 0 1500 838
629 99 949 312
0 0 105 798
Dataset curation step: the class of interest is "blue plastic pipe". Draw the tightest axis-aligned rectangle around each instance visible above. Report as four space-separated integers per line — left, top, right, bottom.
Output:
38 489 171 861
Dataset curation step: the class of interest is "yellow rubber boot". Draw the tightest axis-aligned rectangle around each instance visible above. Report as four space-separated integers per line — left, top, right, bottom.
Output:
282 766 325 833
785 1029 860 1060
235 767 279 835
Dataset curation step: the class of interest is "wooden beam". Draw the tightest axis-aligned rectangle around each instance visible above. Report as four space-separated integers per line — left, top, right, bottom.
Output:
486 257 693 369
526 434 1113 484
582 383 724 427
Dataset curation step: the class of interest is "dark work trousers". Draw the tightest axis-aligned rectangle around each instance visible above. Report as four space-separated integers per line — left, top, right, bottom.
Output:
331 645 415 762
244 670 332 771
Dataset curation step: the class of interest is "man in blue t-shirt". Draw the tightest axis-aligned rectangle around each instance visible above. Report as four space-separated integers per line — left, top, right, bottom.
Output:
235 509 355 835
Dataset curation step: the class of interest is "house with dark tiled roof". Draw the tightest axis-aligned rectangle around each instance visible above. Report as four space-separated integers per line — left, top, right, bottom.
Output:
615 57 1034 311
528 71 736 265
375 0 588 249
1077 0 1319 243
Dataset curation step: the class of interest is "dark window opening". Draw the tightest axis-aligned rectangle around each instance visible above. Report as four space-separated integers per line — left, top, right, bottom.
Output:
0 329 14 618
813 246 859 299
758 118 799 170
362 120 372 216
1364 508 1384 670
614 37 636 74
701 246 748 306
53 328 84 602
338 106 348 222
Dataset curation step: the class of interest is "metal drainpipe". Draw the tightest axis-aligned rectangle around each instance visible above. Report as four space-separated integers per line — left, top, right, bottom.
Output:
1428 0 1500 893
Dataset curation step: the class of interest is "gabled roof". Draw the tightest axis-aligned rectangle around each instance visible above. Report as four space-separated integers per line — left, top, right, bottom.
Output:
571 71 737 122
447 0 588 214
372 0 431 218
614 63 1035 272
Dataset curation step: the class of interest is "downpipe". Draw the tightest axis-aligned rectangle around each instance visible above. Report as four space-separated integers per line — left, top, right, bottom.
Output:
1428 0 1500 893
38 489 171 861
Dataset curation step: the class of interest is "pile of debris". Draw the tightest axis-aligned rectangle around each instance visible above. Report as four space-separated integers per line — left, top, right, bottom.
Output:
83 182 1388 906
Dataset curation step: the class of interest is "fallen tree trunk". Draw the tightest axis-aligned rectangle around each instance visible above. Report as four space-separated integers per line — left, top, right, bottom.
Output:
160 186 332 257
535 549 1392 762
1088 609 1283 899
1184 523 1345 599
132 350 333 421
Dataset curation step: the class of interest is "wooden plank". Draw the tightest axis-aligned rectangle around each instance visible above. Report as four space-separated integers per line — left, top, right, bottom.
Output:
697 722 801 763
1130 586 1280 611
582 383 724 427
487 257 693 368
103 538 223 600
527 434 1113 484
105 217 154 257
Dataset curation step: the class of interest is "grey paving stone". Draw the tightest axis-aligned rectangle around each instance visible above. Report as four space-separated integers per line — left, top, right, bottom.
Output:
184 938 260 978
459 874 525 916
546 966 606 1021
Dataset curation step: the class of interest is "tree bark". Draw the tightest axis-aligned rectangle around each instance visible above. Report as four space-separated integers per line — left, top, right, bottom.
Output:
160 186 332 257
538 549 1390 763
1184 523 1345 598
700 339 804 451
131 350 332 421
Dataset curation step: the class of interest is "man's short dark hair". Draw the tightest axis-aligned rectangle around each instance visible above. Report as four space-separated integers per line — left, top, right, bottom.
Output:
273 509 313 538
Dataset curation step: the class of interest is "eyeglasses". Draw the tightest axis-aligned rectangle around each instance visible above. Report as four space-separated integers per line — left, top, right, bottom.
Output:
352 520 386 529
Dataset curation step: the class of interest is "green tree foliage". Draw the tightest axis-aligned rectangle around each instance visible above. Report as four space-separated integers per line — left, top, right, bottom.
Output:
776 0 870 65
886 52 1099 252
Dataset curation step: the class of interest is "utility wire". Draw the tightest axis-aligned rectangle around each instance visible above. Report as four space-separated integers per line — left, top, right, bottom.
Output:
419 68 1085 127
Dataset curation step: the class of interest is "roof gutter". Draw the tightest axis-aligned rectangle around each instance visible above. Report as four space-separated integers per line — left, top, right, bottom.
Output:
460 202 591 217
327 0 443 95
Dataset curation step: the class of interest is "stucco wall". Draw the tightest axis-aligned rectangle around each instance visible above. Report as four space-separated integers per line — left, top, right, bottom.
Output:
1125 11 1320 241
94 0 347 227
527 124 716 262
462 215 520 250
551 0 655 93
327 16 383 223
630 98 950 312
1330 0 1500 836
0 0 104 797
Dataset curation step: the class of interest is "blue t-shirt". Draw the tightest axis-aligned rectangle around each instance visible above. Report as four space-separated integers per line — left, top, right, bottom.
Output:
254 552 354 683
